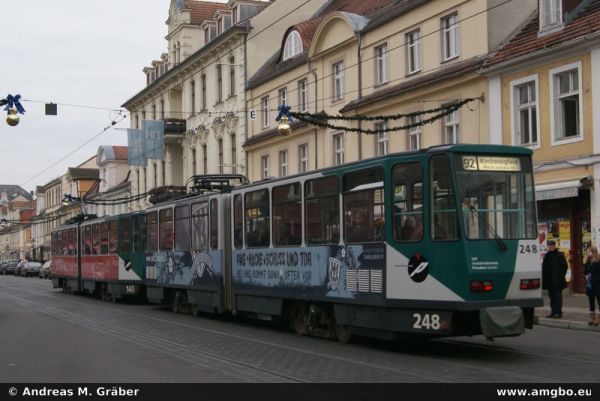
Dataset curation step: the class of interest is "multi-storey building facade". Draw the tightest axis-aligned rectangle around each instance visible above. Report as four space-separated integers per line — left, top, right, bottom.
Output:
0 185 34 261
244 0 536 181
85 146 131 217
483 0 600 293
123 0 330 211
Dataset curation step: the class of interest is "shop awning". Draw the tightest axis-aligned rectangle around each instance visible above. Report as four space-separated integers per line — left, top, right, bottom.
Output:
535 180 582 201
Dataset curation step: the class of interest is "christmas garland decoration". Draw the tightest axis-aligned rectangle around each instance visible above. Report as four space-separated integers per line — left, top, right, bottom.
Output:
278 97 479 135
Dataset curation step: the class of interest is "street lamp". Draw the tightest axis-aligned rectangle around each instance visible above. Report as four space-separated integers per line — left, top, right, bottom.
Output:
62 194 86 215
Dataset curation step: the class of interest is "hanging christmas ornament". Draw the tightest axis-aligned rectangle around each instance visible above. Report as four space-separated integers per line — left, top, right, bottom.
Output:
4 94 26 127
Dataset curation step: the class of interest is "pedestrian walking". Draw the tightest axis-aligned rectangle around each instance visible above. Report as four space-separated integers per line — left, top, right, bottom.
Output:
542 240 568 318
583 245 600 326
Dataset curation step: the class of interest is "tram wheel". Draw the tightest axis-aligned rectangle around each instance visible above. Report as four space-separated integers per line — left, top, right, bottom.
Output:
334 323 353 344
291 304 307 336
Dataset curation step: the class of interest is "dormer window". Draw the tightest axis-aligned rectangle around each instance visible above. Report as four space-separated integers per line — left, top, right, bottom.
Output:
217 17 223 34
283 30 303 61
204 26 210 42
540 0 562 30
233 6 239 24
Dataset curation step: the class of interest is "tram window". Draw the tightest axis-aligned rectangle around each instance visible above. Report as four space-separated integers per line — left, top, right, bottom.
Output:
245 189 270 248
84 225 92 255
431 154 458 240
210 199 219 249
175 205 191 251
393 163 423 242
108 220 118 253
191 202 209 252
146 212 158 252
305 176 339 245
233 194 243 249
99 221 109 255
132 215 145 253
273 183 301 247
159 208 174 251
68 228 76 256
92 223 101 255
344 168 385 243
60 230 69 255
120 218 131 253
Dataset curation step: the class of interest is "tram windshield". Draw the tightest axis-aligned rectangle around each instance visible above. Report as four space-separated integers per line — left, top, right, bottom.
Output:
454 154 536 240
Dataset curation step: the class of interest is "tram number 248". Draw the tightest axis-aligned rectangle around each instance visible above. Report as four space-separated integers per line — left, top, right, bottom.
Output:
412 313 441 330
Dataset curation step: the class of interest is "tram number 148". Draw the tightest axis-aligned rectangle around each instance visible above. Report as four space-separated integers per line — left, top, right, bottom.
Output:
412 313 441 330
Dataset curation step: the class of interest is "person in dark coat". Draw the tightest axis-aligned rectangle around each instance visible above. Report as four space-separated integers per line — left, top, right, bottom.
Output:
583 246 600 326
542 240 568 318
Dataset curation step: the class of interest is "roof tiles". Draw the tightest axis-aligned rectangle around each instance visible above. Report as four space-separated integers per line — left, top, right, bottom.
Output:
189 1 229 25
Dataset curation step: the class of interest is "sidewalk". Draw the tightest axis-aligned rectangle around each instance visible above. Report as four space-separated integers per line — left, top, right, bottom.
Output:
535 292 600 332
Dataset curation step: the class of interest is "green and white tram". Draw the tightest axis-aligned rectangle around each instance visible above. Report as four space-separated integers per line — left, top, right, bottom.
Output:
230 144 541 340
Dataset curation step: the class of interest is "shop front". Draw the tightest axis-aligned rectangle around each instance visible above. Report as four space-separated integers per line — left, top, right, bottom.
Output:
536 181 590 294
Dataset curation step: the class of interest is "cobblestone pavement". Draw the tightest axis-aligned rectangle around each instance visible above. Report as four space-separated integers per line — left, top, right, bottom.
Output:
1 276 599 383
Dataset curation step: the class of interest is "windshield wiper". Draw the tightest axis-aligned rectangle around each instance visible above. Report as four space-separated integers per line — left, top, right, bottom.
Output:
466 205 508 252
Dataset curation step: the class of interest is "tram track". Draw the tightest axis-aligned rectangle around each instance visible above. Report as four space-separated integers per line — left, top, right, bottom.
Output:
2 277 596 383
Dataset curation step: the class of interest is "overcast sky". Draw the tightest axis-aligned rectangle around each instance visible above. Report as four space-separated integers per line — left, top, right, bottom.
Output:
1 1 227 194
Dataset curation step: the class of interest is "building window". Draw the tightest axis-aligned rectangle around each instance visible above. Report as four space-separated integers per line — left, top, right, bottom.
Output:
442 13 459 61
283 30 303 60
375 122 388 156
261 155 270 179
261 96 269 129
202 144 208 174
218 139 224 174
278 87 287 106
201 73 207 111
333 133 344 166
406 30 421 74
231 133 237 174
192 148 197 175
299 143 308 173
512 79 538 146
217 17 223 35
190 80 196 115
298 79 308 112
229 57 236 97
160 99 165 119
279 150 288 177
551 63 582 142
408 115 421 150
233 6 239 24
375 44 389 85
443 107 459 144
204 27 210 43
217 64 223 103
152 104 156 120
332 61 344 102
540 0 562 30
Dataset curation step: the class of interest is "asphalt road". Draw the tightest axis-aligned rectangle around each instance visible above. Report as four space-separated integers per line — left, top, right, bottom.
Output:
1 275 599 383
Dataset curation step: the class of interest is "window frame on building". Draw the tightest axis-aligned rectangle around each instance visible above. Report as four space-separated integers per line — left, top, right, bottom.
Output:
298 78 308 112
333 132 344 166
407 114 422 150
441 13 460 62
261 96 270 129
375 122 389 156
549 62 583 146
283 30 303 61
374 43 389 85
278 87 287 106
332 61 344 102
298 143 308 173
539 0 562 31
261 155 270 179
279 149 288 177
510 75 540 148
406 29 421 75
442 104 460 145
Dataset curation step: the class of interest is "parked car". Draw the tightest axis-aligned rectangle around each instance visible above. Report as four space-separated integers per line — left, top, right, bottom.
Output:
4 260 19 275
0 261 7 274
21 262 42 277
39 261 52 279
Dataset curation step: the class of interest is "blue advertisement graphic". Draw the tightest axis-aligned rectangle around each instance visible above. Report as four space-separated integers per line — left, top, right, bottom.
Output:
232 244 386 300
145 250 222 290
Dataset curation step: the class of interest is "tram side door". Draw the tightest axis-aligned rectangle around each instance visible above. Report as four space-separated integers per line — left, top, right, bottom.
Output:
222 197 233 312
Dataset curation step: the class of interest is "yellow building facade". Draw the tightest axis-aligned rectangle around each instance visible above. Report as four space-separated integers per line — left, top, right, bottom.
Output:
244 0 536 181
484 0 600 292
